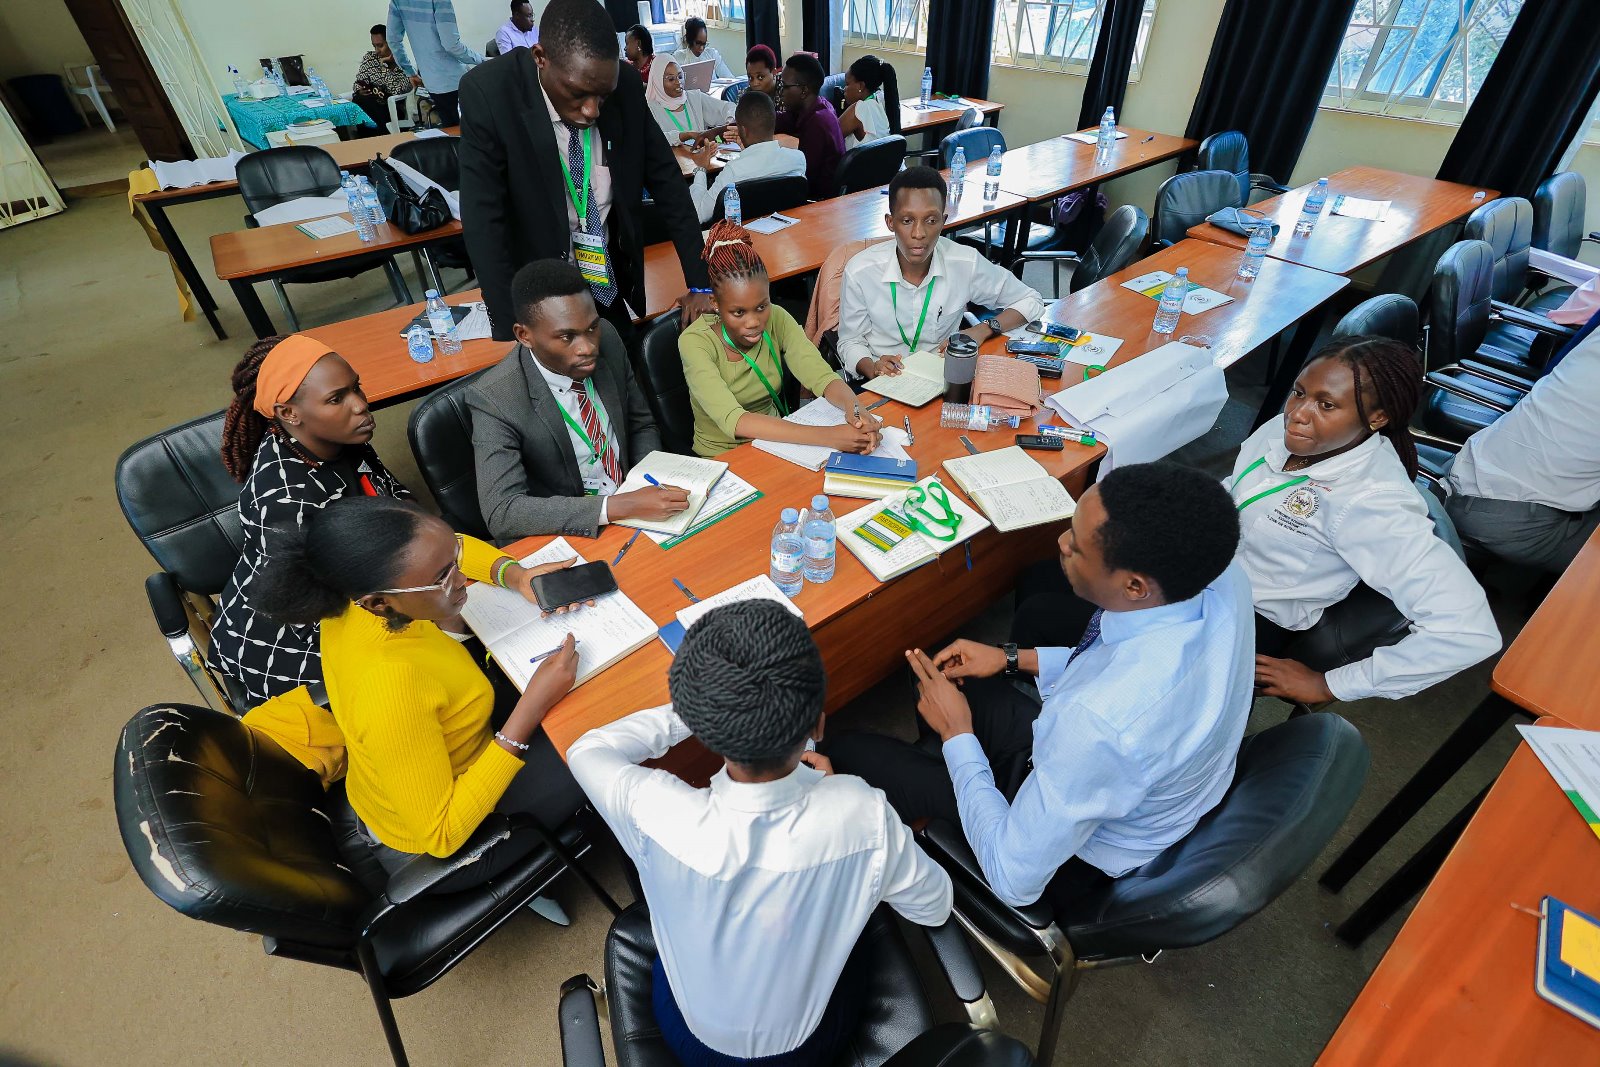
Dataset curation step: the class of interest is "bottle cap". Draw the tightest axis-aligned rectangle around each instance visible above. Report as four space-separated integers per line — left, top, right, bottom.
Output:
812 495 829 510
425 289 439 298
781 508 799 523
1175 267 1189 275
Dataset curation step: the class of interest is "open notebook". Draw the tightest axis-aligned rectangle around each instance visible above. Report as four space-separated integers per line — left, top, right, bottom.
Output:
837 476 990 582
941 446 1077 532
861 351 948 407
612 451 729 537
754 397 909 472
460 539 657 691
644 470 762 548
656 574 804 653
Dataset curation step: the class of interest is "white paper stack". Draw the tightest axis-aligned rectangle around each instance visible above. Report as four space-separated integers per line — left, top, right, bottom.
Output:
753 397 909 471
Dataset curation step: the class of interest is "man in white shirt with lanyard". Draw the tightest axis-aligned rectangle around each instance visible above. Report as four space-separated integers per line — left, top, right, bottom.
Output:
467 260 689 540
682 89 806 223
838 166 1045 381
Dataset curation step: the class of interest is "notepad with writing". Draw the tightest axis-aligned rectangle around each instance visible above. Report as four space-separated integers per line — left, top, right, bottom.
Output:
657 574 803 653
862 351 948 407
1537 896 1600 1029
612 451 729 537
296 215 357 240
837 476 990 582
460 538 658 691
941 446 1077 532
644 470 762 547
753 396 907 471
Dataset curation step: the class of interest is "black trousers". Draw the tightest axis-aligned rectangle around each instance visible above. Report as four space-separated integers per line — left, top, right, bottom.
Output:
429 89 460 126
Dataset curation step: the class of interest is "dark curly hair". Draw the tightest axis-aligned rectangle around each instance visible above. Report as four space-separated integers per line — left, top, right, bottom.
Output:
1095 461 1240 604
222 336 287 481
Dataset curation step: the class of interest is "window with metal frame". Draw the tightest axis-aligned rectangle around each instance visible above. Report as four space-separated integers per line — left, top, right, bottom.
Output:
843 0 930 49
990 0 1158 78
662 1 746 28
1322 0 1526 124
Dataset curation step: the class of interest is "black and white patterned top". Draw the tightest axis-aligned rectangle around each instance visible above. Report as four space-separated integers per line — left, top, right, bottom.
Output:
209 432 409 707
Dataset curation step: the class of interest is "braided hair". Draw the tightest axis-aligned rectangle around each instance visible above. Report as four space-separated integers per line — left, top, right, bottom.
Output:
1309 336 1422 481
222 336 287 481
701 219 768 291
669 600 824 769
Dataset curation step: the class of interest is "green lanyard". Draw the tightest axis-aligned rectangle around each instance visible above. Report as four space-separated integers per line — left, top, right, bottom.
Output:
721 325 787 416
555 381 612 467
889 280 936 352
902 480 963 542
557 125 594 230
1229 456 1309 512
663 104 690 133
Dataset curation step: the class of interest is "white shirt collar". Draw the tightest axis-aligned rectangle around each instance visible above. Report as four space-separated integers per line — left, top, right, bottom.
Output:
527 345 583 394
1262 415 1387 481
708 763 824 812
877 238 947 288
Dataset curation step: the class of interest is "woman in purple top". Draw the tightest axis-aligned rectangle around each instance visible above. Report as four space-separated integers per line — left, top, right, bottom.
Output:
775 53 845 200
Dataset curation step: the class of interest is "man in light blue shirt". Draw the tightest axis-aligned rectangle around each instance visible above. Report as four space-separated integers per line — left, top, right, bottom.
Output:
830 461 1254 910
387 0 483 125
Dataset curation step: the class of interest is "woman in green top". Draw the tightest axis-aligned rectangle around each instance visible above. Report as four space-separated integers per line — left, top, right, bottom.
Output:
680 220 882 458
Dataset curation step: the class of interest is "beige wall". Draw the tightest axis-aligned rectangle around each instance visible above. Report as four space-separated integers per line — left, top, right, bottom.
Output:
0 0 94 84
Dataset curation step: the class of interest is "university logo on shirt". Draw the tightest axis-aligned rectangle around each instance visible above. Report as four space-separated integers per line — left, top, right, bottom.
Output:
1280 486 1318 519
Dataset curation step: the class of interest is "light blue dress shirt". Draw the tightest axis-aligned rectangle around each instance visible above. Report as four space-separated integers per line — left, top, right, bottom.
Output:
943 562 1257 906
387 0 483 95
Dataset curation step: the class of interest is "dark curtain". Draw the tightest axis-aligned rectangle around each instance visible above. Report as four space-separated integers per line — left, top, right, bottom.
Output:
603 0 635 32
1437 0 1600 199
1075 0 1144 130
746 0 782 58
802 0 833 71
924 0 997 100
1184 0 1357 183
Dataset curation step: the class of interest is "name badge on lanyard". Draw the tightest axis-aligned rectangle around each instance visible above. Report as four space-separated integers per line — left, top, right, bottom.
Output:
582 473 605 496
572 230 610 289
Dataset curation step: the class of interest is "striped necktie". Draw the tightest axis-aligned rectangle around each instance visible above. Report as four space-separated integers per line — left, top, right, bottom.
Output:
566 124 617 306
571 380 623 485
1065 609 1104 667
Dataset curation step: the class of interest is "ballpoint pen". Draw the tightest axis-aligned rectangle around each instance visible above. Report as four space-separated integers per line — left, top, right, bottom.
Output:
903 415 915 446
644 473 660 486
1140 134 1155 144
864 397 892 411
611 528 642 566
672 578 700 603
529 638 581 664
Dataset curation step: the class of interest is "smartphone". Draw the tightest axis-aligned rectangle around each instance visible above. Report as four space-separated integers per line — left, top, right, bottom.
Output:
1007 339 1063 357
1025 321 1082 343
530 561 618 611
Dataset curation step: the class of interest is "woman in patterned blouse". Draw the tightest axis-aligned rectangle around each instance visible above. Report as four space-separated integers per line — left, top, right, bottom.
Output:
353 23 417 132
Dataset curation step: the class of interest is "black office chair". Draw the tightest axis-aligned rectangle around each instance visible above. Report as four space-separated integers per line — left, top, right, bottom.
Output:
720 77 748 103
1458 197 1564 361
405 368 491 539
1151 169 1242 248
939 126 1003 167
1331 293 1421 345
634 313 694 455
1532 171 1596 261
1008 204 1148 297
708 174 810 224
116 702 624 1067
916 713 1369 1066
835 135 907 196
557 903 1033 1067
1194 130 1288 207
820 72 846 112
390 137 473 288
236 146 414 330
939 128 1060 258
114 410 246 714
485 38 501 57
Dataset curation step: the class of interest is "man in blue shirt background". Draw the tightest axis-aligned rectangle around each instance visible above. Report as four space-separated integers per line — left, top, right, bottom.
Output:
387 0 483 126
830 461 1255 910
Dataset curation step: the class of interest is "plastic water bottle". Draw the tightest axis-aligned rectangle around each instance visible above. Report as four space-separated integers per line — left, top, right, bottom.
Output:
921 67 933 107
723 184 741 227
801 495 836 584
425 289 462 355
358 176 386 225
938 403 1023 431
406 324 434 364
1096 106 1117 164
229 65 248 97
1295 177 1329 235
342 174 375 242
948 145 965 206
984 146 1002 202
1152 267 1189 334
271 62 287 96
770 508 805 597
1237 222 1272 280
309 67 332 105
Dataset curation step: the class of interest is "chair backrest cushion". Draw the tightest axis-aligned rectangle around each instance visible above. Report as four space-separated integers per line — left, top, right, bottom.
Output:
406 368 490 538
820 72 846 111
836 135 907 196
1153 169 1243 247
114 704 370 948
710 174 810 224
1061 713 1369 959
391 136 462 191
1332 293 1420 345
1072 204 1149 292
236 145 341 218
721 77 749 103
1462 197 1533 303
939 127 1004 169
1432 239 1496 364
115 410 243 596
637 315 694 456
1532 171 1585 260
1196 130 1250 207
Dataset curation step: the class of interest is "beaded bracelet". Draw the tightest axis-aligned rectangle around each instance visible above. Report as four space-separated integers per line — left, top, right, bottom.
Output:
493 558 516 588
495 731 530 753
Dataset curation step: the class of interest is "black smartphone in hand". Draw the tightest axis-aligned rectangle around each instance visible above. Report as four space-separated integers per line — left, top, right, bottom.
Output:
530 561 618 611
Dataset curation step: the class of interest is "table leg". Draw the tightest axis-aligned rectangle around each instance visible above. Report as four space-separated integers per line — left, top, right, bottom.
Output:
146 199 227 341
1249 305 1328 431
229 278 277 339
1319 691 1517 892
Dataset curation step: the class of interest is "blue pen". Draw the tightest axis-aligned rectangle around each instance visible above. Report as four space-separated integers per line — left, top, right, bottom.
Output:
611 528 642 566
673 578 700 603
964 542 973 571
644 473 661 487
529 638 580 664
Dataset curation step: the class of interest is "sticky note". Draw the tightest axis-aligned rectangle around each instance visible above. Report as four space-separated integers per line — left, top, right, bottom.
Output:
1559 909 1600 980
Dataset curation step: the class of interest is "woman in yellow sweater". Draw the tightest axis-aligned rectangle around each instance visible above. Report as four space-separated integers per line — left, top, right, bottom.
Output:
247 494 584 901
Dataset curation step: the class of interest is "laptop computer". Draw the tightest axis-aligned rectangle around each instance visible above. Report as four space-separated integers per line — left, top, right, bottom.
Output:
679 58 716 94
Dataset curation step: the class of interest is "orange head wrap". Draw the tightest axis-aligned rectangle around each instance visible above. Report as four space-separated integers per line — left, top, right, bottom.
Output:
253 335 336 417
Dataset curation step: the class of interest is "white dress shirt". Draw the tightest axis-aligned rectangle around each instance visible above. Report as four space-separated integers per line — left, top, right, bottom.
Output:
1231 417 1500 700
494 18 538 54
569 705 953 1058
530 350 618 524
837 237 1045 379
648 89 735 144
545 86 612 236
672 45 734 80
688 137 809 222
944 563 1257 906
1446 330 1600 512
844 94 891 149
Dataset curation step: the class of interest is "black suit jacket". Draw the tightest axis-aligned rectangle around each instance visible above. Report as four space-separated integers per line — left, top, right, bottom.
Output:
458 49 710 340
466 320 661 541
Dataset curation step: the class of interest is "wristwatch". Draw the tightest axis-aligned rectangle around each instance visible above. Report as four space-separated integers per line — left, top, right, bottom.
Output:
1002 642 1019 675
984 319 1002 341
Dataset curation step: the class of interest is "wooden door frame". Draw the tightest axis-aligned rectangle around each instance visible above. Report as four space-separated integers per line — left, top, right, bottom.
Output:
60 0 193 161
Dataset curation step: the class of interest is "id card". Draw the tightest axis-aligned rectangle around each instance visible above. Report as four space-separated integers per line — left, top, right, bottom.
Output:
582 474 604 497
852 507 914 553
572 231 610 288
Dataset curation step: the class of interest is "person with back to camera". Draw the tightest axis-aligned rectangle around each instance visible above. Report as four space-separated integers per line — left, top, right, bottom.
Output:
838 54 901 149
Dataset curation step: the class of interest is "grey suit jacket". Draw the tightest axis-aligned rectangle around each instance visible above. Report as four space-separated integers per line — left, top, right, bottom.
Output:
467 320 661 540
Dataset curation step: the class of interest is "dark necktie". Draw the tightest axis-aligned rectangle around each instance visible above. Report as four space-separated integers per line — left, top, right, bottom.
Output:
571 380 623 485
1065 609 1104 667
566 124 617 306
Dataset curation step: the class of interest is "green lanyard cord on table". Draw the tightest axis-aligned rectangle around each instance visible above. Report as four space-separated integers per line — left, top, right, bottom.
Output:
889 279 936 353
558 125 594 229
664 105 690 133
555 382 612 466
721 325 788 416
902 481 962 542
1229 456 1309 512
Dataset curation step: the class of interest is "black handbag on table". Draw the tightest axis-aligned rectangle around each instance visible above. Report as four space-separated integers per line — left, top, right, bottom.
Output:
368 154 451 234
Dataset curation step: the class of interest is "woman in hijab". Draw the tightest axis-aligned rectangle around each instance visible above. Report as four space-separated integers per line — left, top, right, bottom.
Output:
645 57 734 145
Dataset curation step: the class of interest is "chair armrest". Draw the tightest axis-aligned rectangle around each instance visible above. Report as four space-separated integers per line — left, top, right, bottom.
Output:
558 975 607 1067
923 919 988 1005
383 813 513 905
1490 300 1575 339
1457 359 1535 393
1249 173 1289 194
1425 371 1515 414
1585 232 1600 246
916 820 1054 958
1013 250 1083 262
145 571 191 639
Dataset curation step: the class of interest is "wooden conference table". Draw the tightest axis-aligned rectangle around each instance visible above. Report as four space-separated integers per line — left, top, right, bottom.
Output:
900 96 1005 144
133 127 461 340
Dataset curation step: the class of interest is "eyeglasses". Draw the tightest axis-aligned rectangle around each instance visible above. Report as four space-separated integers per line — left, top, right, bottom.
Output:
369 539 465 596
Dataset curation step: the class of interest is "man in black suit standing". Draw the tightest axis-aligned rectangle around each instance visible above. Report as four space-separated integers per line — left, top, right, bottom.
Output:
458 0 713 342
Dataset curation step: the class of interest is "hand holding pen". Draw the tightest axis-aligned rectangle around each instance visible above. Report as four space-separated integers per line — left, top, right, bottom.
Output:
610 471 690 523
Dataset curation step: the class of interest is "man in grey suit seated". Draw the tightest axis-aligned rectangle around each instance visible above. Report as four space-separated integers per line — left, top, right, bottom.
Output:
469 260 690 540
